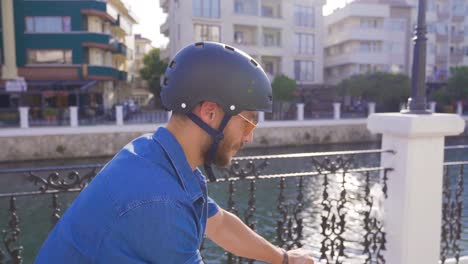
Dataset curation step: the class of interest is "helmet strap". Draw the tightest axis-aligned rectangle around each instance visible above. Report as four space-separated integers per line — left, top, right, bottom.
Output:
186 112 232 182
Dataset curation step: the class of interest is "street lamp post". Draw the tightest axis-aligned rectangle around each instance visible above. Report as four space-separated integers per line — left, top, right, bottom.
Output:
403 0 431 114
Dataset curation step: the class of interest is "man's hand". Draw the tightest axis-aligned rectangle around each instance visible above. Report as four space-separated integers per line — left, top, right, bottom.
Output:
286 248 315 264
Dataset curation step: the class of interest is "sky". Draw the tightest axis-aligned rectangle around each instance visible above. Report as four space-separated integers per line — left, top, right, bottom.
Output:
124 0 349 49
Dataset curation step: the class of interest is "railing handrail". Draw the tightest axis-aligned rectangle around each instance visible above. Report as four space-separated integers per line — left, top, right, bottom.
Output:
443 161 468 166
0 163 104 174
215 166 391 182
445 145 468 150
233 149 395 161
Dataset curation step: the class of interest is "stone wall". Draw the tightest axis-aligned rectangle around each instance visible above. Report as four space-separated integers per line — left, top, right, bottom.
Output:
0 118 466 162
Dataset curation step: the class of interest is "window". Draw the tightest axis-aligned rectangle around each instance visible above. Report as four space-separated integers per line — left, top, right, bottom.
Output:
264 62 274 75
261 6 274 17
194 24 220 42
294 60 314 81
263 32 281 47
386 42 403 53
234 0 258 15
295 33 314 54
294 5 314 28
25 16 71 33
360 41 381 53
27 50 72 64
360 18 380 29
193 0 220 18
388 18 406 31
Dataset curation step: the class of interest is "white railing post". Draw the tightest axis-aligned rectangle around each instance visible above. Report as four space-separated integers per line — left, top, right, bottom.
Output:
367 113 465 264
457 101 463 115
333 102 341 120
19 106 29 128
296 103 304 121
400 103 406 112
368 102 376 116
116 105 124 126
258 111 265 122
429 101 437 113
70 106 78 127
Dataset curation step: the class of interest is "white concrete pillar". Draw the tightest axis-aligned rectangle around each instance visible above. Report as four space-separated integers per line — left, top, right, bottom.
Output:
70 106 78 127
116 105 124 126
19 107 29 128
457 101 463 115
429 101 437 113
296 103 304 121
367 113 465 264
368 102 376 116
1 0 18 79
167 110 172 121
333 102 341 120
258 111 265 122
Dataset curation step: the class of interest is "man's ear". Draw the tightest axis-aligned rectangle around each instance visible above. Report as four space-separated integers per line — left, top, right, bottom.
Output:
198 101 219 123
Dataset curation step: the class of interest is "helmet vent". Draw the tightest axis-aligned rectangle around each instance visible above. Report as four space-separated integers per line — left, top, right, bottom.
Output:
250 59 258 67
163 77 169 85
169 60 176 69
224 45 235 52
195 42 204 48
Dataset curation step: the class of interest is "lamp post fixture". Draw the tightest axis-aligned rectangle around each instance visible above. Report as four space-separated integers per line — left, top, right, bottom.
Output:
403 0 431 114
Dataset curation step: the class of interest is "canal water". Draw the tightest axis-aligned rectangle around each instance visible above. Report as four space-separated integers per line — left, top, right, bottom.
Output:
0 137 467 263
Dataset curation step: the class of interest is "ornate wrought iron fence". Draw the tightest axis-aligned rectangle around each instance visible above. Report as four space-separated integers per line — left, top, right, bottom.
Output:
440 144 468 264
0 149 392 264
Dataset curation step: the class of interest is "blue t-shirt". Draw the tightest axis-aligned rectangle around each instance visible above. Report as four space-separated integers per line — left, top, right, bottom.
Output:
35 127 219 263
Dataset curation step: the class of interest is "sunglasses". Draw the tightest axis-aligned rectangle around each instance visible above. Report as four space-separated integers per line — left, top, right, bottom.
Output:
237 113 258 135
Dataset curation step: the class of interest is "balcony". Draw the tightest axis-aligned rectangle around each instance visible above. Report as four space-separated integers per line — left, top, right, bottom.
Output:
119 70 128 82
160 19 169 37
436 54 448 65
450 50 464 65
160 0 169 12
436 33 448 42
25 32 114 53
437 7 449 20
83 65 119 80
451 32 464 43
111 41 127 57
26 32 111 45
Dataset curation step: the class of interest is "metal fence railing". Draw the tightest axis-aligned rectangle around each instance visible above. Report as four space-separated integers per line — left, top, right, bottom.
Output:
0 149 392 264
441 145 468 264
0 108 19 128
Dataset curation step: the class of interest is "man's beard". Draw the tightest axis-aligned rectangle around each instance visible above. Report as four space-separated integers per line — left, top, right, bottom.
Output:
213 140 243 168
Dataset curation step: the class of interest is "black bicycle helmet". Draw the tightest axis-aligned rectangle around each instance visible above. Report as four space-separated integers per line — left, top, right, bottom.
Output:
161 41 272 114
160 42 273 181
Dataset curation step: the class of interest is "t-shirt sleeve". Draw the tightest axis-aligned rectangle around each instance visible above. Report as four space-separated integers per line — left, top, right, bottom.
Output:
207 196 219 218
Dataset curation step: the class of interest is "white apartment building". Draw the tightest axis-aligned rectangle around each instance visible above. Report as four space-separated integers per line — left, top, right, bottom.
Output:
129 34 154 105
324 0 413 85
160 0 325 86
407 0 468 83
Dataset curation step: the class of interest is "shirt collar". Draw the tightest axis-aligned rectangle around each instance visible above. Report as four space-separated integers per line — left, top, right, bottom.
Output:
152 127 204 201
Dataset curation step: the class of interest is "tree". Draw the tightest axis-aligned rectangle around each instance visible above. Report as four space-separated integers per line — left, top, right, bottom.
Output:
447 66 468 102
338 72 410 112
140 48 168 109
271 74 297 101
